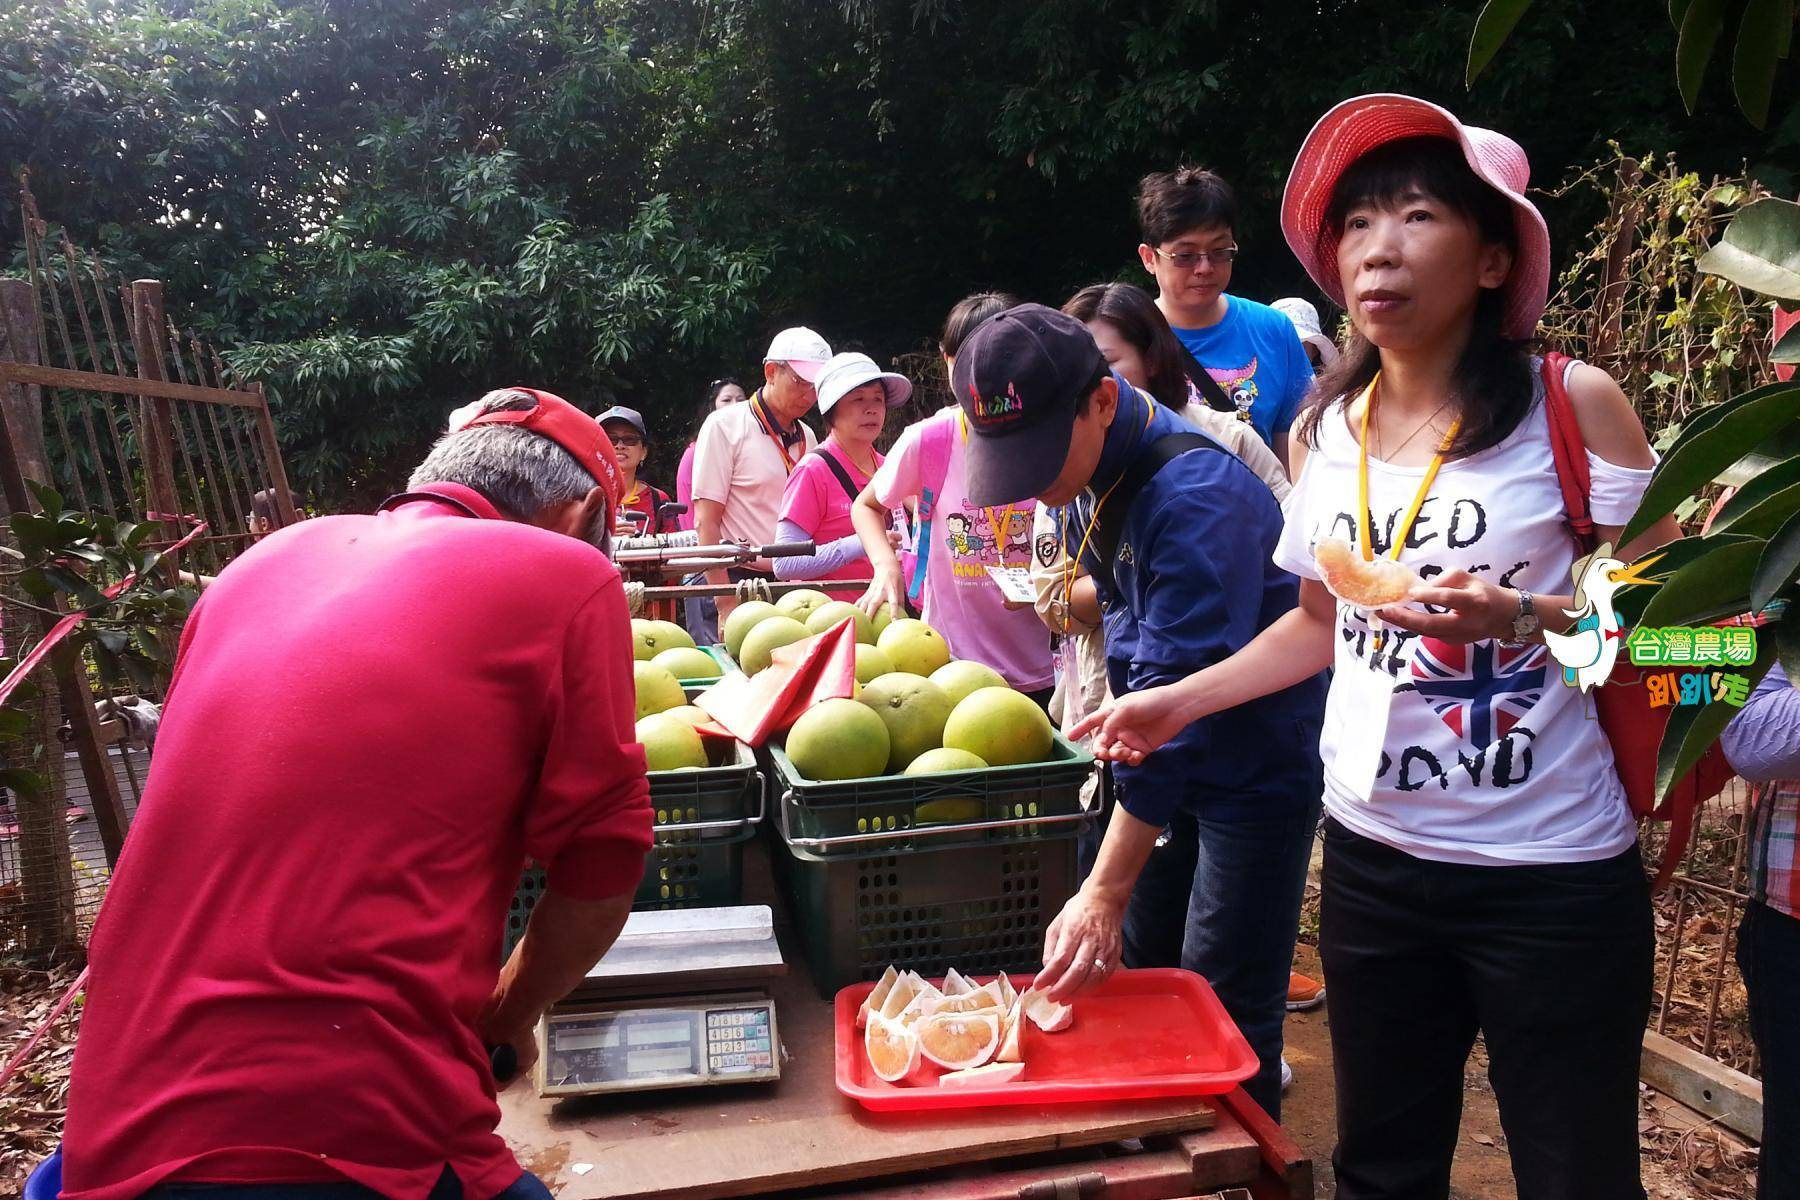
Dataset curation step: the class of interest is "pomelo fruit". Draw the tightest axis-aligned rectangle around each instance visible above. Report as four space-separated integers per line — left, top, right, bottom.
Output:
903 747 987 777
854 643 894 685
738 615 810 674
865 1013 921 1083
943 687 1054 767
1313 537 1418 608
916 1012 1000 1069
631 618 694 661
786 697 890 781
633 662 686 719
859 672 953 773
775 588 832 623
878 618 951 677
871 603 899 640
939 1061 1024 1088
930 660 1009 708
805 599 875 644
662 705 713 727
652 646 721 681
635 713 708 771
1021 988 1073 1033
722 600 780 661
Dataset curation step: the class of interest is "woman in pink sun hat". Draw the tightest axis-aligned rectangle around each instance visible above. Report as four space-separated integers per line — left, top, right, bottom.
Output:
1070 94 1682 1199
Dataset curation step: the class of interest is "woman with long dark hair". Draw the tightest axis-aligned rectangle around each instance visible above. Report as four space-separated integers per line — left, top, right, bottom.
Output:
1061 96 1680 1199
677 376 746 643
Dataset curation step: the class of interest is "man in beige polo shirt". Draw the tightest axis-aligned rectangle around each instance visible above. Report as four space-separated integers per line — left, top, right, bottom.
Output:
693 326 831 617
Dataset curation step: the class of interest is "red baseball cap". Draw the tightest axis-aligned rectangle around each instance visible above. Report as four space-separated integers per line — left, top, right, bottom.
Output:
460 388 623 513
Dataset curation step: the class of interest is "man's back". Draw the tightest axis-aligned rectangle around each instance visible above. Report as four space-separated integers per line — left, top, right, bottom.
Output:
63 490 651 1200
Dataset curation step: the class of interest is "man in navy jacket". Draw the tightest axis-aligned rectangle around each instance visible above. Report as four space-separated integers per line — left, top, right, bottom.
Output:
953 303 1323 1116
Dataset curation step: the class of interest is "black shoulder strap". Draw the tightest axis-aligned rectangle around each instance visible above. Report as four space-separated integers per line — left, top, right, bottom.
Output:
1178 340 1236 414
809 447 862 504
1087 431 1218 594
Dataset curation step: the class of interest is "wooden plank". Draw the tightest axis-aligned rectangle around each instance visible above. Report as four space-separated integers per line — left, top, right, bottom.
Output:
0 360 261 408
499 963 1219 1200
1206 1089 1314 1200
1641 1030 1763 1142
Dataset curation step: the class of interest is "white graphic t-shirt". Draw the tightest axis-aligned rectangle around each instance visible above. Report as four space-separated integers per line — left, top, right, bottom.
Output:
1273 365 1655 865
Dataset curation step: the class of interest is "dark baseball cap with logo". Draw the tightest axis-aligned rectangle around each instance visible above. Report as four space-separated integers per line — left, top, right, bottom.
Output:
950 303 1107 506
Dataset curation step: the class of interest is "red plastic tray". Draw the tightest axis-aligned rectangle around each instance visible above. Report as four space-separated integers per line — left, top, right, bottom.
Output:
833 968 1258 1112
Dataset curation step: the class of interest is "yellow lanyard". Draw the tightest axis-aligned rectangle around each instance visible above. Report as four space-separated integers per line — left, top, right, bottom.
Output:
1054 401 1157 629
1356 374 1461 563
622 482 643 507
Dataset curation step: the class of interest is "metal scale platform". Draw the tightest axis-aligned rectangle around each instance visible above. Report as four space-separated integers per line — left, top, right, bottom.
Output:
534 905 787 1099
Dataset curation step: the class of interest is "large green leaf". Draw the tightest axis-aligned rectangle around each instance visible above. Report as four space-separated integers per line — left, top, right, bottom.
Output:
1619 380 1800 545
1638 540 1766 628
1733 0 1791 127
1754 506 1800 610
1613 533 1759 627
1775 321 1800 365
1698 198 1800 300
1709 459 1800 534
1719 421 1800 486
1677 0 1729 112
1656 640 1775 803
1466 0 1535 85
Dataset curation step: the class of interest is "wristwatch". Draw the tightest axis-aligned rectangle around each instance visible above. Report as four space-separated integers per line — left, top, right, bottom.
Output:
1501 588 1540 646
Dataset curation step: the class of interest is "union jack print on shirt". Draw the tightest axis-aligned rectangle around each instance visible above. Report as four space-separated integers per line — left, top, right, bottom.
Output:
1406 637 1548 750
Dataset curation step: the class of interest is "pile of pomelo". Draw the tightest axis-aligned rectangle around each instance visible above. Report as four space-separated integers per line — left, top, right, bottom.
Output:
629 618 727 772
858 965 1072 1088
724 590 1057 781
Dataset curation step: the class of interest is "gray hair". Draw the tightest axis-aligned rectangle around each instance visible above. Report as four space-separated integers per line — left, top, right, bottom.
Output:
410 389 609 548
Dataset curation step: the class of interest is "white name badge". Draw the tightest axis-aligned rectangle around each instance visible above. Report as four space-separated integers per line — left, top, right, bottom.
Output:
1329 623 1400 801
985 565 1038 604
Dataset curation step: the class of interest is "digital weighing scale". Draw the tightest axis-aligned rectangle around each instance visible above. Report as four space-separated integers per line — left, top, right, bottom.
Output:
534 905 786 1098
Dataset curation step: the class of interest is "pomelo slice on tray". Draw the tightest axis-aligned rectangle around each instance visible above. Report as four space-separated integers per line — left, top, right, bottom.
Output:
996 997 1023 1063
994 973 1018 1008
858 965 900 1030
916 1012 1001 1069
939 1061 1025 1088
1313 537 1419 609
934 979 1005 1015
880 971 925 1022
941 968 973 996
1020 988 1073 1033
865 1013 921 1083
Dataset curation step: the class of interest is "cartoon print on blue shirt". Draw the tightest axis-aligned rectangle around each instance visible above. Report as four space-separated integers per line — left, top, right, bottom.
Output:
1206 357 1260 424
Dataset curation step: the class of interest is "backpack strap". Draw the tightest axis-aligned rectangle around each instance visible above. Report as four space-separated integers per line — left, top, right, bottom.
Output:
1178 340 1237 414
1539 351 1597 553
1084 431 1217 595
908 416 957 603
808 447 863 505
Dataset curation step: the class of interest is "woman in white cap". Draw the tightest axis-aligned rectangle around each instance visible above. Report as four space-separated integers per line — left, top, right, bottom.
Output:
1066 95 1680 1200
774 353 911 601
1271 296 1340 374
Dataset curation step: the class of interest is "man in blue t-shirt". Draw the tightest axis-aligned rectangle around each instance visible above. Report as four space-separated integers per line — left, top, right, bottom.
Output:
1135 166 1314 470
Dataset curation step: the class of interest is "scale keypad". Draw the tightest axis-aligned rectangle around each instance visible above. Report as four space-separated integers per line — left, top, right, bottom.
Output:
706 1006 774 1073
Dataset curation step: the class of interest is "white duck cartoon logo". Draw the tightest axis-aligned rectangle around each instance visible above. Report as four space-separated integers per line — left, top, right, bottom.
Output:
1542 541 1664 692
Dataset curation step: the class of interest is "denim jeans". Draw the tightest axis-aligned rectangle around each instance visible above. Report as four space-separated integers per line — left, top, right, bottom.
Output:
1738 900 1799 1200
681 572 719 646
1116 797 1320 1119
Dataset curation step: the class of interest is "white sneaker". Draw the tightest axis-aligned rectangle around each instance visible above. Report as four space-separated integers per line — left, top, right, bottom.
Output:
1280 1056 1294 1092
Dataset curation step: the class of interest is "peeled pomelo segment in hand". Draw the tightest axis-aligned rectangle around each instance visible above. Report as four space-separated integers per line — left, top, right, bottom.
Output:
865 1013 921 1083
859 965 900 1030
916 1012 1001 1069
939 1061 1025 1088
1021 988 1073 1033
1312 537 1419 609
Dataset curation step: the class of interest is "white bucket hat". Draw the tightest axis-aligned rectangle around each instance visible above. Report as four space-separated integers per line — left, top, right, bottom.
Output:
1271 297 1340 365
814 352 914 415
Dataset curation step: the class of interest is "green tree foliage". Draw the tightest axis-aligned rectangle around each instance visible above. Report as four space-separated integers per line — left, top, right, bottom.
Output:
2 1 1790 505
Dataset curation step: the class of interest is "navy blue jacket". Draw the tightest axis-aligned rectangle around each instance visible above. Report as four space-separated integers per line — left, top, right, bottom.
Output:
1062 380 1324 825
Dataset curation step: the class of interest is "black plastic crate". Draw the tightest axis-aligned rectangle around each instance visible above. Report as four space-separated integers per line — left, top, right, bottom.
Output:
765 732 1092 856
774 831 1080 997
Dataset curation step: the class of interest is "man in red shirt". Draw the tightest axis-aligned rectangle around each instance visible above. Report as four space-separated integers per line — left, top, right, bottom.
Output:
59 388 652 1200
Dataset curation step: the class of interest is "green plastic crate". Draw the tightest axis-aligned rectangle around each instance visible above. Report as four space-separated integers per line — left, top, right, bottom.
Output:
774 830 1080 997
765 732 1093 857
503 739 762 956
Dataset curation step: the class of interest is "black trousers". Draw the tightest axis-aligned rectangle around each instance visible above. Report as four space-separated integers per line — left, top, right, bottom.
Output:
1738 900 1800 1200
1319 818 1652 1200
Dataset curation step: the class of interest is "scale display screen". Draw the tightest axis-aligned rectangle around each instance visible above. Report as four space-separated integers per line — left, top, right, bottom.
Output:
537 994 779 1097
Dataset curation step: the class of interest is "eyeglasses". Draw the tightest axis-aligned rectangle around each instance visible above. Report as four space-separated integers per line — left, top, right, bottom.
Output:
609 434 644 448
1154 245 1239 270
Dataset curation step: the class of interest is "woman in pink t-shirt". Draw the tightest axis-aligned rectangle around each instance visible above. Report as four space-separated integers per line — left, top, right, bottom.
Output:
676 377 747 531
775 353 911 601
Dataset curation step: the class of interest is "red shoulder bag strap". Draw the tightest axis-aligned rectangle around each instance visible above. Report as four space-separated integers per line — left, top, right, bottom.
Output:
1539 351 1596 553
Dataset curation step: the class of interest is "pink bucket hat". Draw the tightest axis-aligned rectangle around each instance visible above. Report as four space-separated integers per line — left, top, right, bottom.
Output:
1281 94 1550 340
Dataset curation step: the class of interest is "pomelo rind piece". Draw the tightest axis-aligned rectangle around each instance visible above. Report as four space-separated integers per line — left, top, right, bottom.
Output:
938 1061 1025 1088
1021 987 1073 1033
859 965 900 1030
